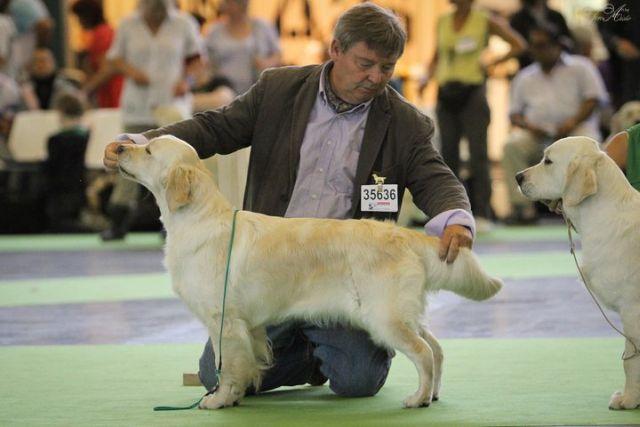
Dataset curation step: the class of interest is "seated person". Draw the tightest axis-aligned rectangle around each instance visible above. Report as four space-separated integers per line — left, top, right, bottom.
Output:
21 47 81 110
43 92 89 231
604 122 640 191
501 23 608 224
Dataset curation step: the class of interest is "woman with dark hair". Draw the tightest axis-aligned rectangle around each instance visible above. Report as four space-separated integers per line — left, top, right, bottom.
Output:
71 0 122 108
421 0 526 230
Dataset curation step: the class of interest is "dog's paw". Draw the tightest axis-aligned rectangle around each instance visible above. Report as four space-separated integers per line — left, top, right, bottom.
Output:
609 390 640 410
402 393 431 409
198 392 239 410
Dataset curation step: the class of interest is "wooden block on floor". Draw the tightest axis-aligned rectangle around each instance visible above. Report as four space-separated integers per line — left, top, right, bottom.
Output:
183 373 202 387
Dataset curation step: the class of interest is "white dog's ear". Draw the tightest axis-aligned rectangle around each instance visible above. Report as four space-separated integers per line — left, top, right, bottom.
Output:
165 165 197 212
563 156 599 207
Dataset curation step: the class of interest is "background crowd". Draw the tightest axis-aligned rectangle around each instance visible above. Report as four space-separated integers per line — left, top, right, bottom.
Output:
0 0 639 236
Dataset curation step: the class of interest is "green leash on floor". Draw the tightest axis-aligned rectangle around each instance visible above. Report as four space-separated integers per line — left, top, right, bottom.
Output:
154 209 240 411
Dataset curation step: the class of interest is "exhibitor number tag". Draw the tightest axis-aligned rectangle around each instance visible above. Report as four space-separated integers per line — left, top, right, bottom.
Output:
360 184 398 212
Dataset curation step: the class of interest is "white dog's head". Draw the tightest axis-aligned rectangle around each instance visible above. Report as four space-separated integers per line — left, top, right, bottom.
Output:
117 135 211 213
516 136 605 208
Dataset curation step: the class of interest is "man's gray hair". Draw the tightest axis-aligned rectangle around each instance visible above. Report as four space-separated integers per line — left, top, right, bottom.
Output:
333 2 407 58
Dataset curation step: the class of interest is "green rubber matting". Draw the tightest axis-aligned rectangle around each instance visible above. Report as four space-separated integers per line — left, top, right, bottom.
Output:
0 233 164 252
1 339 638 426
0 273 173 307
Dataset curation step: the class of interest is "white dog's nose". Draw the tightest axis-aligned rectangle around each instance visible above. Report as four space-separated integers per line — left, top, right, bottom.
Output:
515 172 525 186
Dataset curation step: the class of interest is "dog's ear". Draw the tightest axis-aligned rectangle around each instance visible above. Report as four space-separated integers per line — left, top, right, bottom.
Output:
165 165 196 212
563 155 599 207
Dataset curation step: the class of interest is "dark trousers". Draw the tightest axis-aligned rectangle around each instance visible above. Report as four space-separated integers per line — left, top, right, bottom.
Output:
199 322 394 397
436 85 492 219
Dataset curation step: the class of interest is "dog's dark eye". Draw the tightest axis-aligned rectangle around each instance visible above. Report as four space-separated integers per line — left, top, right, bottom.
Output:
145 147 151 155
544 158 552 165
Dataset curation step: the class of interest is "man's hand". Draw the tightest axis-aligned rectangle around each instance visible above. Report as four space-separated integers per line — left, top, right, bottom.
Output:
615 38 640 60
173 79 189 97
556 117 578 138
254 56 270 72
438 224 473 264
129 68 150 86
103 140 134 171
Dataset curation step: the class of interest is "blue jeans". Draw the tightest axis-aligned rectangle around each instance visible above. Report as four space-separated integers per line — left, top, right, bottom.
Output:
198 322 394 397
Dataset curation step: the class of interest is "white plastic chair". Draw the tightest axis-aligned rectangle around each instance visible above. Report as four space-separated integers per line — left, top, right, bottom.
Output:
7 110 61 162
84 108 123 169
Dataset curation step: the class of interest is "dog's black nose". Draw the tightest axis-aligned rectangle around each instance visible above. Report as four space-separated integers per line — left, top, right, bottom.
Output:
116 144 126 154
515 172 525 186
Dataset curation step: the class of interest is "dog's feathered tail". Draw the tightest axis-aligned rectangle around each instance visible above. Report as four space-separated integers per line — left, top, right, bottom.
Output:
417 241 502 301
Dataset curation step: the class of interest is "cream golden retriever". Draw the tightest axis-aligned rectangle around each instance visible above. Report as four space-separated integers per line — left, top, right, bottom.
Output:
117 135 502 409
516 136 640 410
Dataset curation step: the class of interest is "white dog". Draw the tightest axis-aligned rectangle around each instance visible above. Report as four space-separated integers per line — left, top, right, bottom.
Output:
516 136 640 410
118 135 502 409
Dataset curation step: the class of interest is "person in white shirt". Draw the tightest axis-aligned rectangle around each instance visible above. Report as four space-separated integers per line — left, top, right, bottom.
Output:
100 0 202 241
502 23 608 224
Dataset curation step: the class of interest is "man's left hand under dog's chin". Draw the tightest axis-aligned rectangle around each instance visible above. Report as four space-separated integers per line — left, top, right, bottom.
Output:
439 224 473 264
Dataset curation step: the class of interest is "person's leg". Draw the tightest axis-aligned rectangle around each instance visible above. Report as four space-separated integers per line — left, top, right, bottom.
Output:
101 123 153 241
100 177 139 240
436 103 464 177
199 323 393 397
461 86 492 220
501 129 544 220
198 321 323 393
303 325 394 397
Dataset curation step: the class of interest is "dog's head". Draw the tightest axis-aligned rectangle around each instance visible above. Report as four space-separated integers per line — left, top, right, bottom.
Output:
117 135 208 212
515 136 605 208
610 101 640 134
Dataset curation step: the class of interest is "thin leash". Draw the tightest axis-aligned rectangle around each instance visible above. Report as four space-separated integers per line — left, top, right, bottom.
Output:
561 209 639 361
154 209 240 411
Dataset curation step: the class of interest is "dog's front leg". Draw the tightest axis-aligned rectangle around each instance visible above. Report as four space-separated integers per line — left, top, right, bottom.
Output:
199 376 244 409
199 319 258 410
609 310 640 410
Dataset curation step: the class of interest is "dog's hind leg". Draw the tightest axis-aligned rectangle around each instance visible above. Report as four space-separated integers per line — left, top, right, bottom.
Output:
200 318 258 409
249 326 273 391
609 309 640 410
371 318 434 408
419 326 443 401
